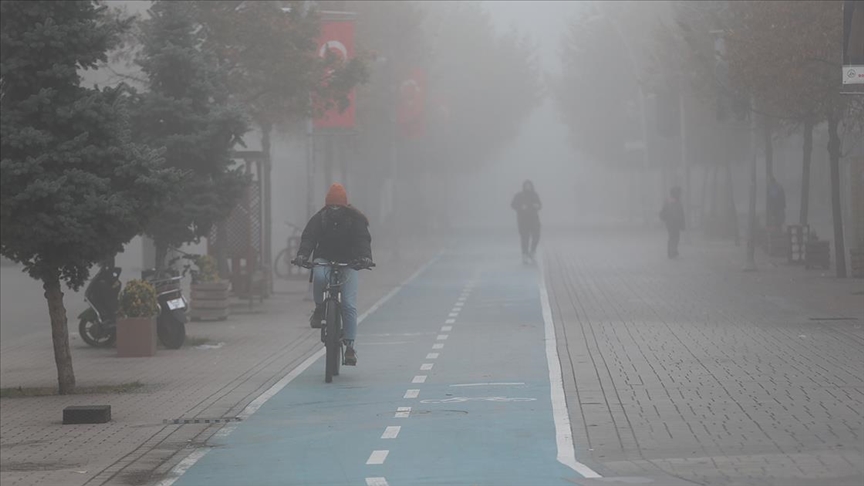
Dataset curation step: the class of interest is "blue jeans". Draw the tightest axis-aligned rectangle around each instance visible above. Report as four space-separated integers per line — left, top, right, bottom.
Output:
312 259 359 343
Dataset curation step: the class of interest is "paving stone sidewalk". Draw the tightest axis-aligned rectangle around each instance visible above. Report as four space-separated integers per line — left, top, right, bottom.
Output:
0 244 439 486
546 231 864 486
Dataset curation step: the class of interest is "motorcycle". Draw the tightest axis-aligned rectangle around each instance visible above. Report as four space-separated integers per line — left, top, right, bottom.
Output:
78 265 188 349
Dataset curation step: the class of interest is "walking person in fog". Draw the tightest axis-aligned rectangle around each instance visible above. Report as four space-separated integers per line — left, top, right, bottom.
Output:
511 180 542 264
660 186 686 259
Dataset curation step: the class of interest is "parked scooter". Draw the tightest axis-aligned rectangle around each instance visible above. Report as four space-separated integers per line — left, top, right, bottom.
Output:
78 264 188 349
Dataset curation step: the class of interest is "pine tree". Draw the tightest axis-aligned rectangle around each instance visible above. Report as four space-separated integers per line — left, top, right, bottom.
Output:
0 1 179 394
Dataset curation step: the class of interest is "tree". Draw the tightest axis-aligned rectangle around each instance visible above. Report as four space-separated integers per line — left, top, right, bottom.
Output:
131 1 250 269
417 1 542 173
726 0 853 277
0 0 178 394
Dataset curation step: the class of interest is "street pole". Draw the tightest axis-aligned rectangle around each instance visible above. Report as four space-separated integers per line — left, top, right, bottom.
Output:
744 98 758 272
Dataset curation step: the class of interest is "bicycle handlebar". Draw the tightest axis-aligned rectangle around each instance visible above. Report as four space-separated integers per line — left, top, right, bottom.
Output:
291 259 376 271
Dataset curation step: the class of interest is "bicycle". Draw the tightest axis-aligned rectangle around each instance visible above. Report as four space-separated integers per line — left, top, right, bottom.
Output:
291 259 375 383
274 222 304 280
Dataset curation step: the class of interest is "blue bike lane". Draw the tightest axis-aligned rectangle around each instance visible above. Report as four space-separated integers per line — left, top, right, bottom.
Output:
166 249 597 486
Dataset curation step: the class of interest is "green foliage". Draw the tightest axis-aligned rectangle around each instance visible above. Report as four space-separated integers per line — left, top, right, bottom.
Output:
130 1 250 257
118 279 159 318
194 1 368 128
0 0 179 290
181 254 220 284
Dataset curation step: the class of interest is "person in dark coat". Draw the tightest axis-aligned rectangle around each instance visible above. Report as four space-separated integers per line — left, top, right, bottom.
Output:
295 183 373 366
767 176 786 229
511 180 542 263
660 186 686 259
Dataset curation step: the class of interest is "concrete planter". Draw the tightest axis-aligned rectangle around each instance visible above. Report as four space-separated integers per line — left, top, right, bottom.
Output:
116 317 157 357
190 280 231 321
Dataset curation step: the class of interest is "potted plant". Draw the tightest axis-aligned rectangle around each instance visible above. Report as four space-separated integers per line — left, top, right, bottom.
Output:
116 279 160 357
184 254 231 321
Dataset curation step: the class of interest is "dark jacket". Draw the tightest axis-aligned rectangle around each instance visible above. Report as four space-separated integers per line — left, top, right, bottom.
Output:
660 197 686 231
298 205 372 263
511 190 542 228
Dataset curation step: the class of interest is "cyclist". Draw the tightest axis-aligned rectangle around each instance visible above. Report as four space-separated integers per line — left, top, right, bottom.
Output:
294 183 373 366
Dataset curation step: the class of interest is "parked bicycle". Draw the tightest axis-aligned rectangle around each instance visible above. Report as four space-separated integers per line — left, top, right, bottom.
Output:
291 259 374 383
274 222 304 280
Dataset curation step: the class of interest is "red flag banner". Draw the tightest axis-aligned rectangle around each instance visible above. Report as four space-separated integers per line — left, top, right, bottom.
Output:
398 68 426 138
314 19 356 129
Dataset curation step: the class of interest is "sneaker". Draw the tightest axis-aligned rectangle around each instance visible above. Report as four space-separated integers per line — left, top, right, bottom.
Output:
309 304 324 329
344 346 357 366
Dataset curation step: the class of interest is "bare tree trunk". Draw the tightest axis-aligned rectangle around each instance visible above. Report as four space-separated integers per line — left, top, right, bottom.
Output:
43 272 75 394
155 241 169 274
260 121 273 295
827 109 847 278
726 161 740 245
763 115 774 220
799 114 814 226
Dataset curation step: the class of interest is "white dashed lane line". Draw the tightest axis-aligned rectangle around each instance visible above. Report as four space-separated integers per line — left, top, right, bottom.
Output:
366 478 389 486
395 407 411 418
412 375 428 383
426 353 439 359
404 389 420 399
381 426 401 439
441 326 453 332
437 334 449 341
420 363 434 371
366 450 389 465
432 343 444 350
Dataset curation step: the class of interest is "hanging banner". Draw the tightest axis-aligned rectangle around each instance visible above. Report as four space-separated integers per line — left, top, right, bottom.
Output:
397 68 426 138
843 0 864 84
314 18 356 128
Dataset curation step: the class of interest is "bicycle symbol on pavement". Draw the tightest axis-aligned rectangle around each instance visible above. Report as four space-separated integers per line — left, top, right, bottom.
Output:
420 397 537 404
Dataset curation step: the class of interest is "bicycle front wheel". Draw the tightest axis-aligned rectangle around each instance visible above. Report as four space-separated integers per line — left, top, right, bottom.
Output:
324 300 341 383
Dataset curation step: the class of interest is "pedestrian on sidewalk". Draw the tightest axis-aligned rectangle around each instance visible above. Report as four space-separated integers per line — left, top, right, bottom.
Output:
294 183 374 366
660 186 686 259
511 180 542 264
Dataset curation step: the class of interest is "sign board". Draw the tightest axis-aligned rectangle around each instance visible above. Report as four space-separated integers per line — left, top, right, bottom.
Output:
843 1 864 84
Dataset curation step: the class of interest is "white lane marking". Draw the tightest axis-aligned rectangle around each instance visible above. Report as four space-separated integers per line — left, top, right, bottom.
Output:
421 397 536 404
454 302 464 307
449 312 459 317
445 319 456 324
366 478 389 486
450 382 526 387
381 426 401 439
539 251 603 479
426 353 439 359
395 407 411 418
154 252 444 486
404 389 420 399
441 325 453 331
367 450 389 465
432 343 444 349
457 296 467 302
412 375 427 383
451 308 461 314
420 363 434 371
436 334 449 340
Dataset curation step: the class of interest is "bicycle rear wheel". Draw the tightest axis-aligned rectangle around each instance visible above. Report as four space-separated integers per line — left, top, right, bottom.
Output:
324 299 341 383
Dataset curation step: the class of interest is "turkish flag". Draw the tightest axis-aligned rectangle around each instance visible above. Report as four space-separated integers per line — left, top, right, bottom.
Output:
314 20 356 129
397 68 426 138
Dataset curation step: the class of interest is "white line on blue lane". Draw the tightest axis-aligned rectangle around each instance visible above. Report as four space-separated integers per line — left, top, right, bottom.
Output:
538 251 603 479
365 478 389 486
381 426 400 439
412 375 427 383
432 343 444 349
426 353 439 359
154 253 443 486
366 450 389 465
404 389 420 398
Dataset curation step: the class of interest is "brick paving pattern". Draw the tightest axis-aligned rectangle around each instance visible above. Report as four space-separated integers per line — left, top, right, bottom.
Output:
546 231 864 486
